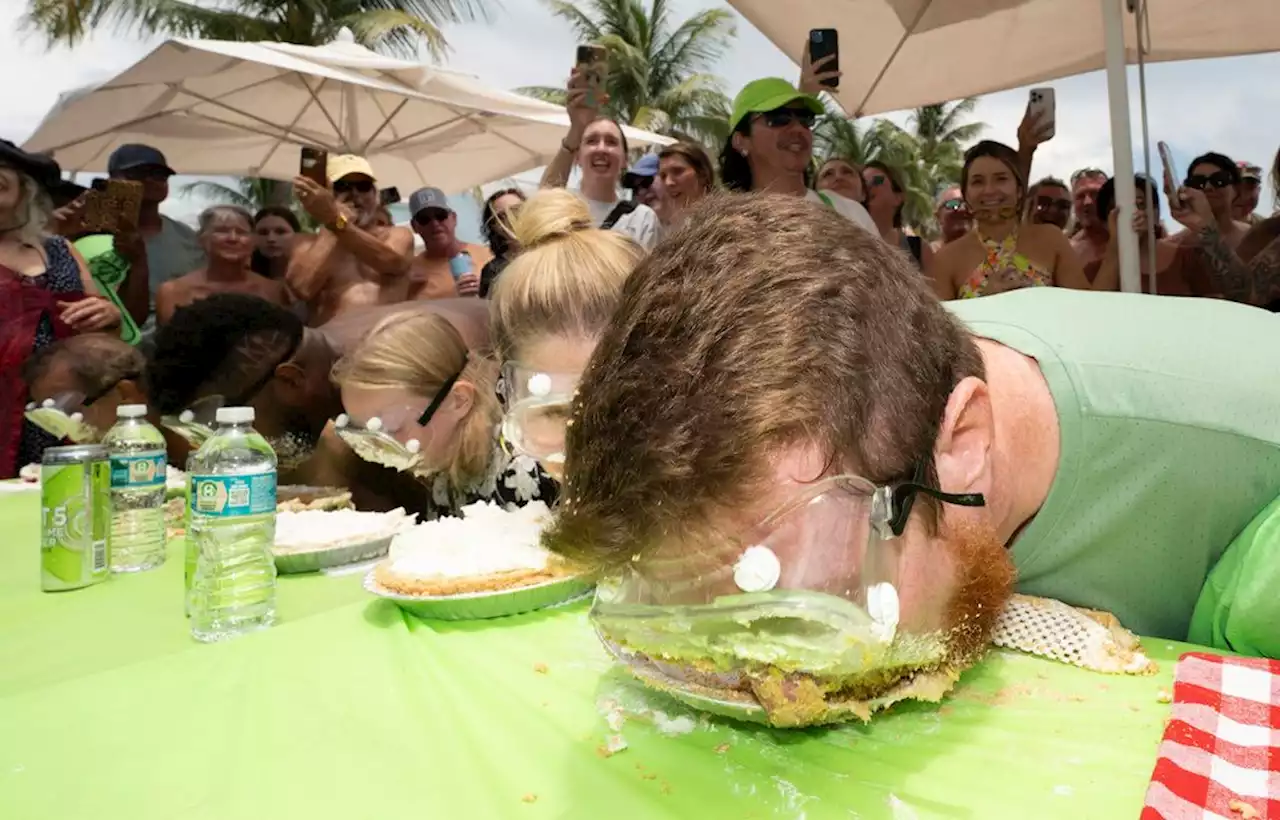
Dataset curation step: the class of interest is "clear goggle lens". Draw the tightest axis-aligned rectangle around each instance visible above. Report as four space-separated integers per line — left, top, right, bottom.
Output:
333 414 422 473
160 395 223 448
500 365 579 464
24 394 100 443
588 477 952 723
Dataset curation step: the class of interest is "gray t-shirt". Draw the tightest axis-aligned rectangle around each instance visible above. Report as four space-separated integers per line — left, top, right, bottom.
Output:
140 215 206 335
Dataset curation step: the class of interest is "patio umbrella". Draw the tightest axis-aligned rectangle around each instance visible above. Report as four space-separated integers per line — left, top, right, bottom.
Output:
727 0 1280 117
727 0 1280 293
22 31 671 194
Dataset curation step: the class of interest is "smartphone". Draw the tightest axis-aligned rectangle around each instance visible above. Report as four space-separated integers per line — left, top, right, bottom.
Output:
1028 87 1056 140
379 186 401 206
1157 141 1179 199
82 179 143 234
300 146 328 187
575 44 608 109
808 29 839 89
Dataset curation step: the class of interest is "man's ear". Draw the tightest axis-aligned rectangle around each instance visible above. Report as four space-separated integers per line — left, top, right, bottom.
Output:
932 376 994 497
272 362 308 399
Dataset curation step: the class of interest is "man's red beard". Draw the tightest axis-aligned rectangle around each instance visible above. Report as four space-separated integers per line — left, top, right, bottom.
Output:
937 516 1017 666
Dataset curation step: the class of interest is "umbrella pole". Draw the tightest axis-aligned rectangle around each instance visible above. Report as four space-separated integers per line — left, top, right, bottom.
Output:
1102 0 1140 293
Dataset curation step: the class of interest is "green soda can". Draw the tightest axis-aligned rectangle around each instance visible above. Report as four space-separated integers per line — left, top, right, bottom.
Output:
41 444 111 591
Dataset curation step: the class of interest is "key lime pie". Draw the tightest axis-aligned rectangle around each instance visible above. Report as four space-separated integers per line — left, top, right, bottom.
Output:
371 501 580 597
273 507 417 573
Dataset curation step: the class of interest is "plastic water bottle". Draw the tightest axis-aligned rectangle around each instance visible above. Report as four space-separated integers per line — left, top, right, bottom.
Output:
187 406 278 642
103 404 167 573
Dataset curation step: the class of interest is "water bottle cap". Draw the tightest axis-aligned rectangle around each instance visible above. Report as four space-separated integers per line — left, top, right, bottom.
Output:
216 406 255 424
117 404 147 418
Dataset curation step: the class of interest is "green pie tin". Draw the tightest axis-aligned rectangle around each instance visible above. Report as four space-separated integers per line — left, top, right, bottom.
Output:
363 570 592 621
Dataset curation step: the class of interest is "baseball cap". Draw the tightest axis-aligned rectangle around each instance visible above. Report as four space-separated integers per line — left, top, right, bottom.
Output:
107 144 175 176
1238 161 1263 182
327 154 377 185
728 78 823 133
623 153 660 188
408 187 451 219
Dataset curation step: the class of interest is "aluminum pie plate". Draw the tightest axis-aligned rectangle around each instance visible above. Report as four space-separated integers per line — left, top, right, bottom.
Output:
273 534 394 574
363 570 593 621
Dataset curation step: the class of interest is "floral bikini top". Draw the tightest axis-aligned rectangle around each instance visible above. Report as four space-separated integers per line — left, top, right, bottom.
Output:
958 230 1053 299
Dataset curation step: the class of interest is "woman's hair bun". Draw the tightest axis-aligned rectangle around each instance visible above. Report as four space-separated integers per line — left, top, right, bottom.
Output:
508 189 596 252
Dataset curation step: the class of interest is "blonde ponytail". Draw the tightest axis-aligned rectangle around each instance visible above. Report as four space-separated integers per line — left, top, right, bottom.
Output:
491 189 644 361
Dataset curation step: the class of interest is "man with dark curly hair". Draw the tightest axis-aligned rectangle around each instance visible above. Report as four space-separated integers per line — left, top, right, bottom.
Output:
146 293 490 511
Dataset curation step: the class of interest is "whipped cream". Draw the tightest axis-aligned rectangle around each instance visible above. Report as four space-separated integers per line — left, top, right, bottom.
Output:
275 508 417 553
385 501 554 579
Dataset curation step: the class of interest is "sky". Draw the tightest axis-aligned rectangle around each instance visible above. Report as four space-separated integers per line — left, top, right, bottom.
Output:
4 0 1278 241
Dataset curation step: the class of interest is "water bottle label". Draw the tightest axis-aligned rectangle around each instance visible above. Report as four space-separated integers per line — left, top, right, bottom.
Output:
190 473 277 517
110 453 167 489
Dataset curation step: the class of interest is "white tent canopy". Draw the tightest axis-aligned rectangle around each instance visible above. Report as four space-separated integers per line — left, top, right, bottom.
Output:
727 0 1280 116
23 33 671 194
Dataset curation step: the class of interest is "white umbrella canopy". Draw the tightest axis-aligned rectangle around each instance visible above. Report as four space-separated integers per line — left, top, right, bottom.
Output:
23 33 670 193
727 0 1280 116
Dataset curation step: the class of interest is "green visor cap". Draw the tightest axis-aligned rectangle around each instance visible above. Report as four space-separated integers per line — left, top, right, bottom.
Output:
729 78 824 132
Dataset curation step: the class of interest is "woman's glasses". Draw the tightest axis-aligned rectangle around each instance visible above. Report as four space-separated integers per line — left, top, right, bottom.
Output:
757 108 816 130
1035 195 1072 211
1184 172 1233 190
940 198 967 212
867 174 888 188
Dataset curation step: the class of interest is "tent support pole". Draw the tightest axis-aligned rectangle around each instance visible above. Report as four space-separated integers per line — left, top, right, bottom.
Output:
1103 0 1140 293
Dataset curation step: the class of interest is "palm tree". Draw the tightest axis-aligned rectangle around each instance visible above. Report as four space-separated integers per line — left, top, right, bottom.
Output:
813 99 933 231
24 0 494 60
519 0 736 147
907 98 985 194
181 177 320 228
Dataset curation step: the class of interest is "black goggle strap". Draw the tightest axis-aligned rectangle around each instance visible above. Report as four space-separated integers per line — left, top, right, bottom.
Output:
877 461 986 538
417 353 468 426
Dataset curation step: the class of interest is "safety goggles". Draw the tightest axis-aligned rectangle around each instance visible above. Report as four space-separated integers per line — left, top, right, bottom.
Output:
335 356 467 473
499 363 578 468
590 468 984 703
24 372 139 442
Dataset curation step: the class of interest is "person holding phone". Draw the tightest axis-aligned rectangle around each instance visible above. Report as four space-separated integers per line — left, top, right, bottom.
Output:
289 154 415 326
404 187 491 301
538 48 660 251
718 40 876 234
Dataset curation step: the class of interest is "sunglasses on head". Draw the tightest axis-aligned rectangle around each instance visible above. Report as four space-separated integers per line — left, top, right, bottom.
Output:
756 108 816 130
333 178 376 195
413 209 451 225
1184 172 1233 190
1070 167 1106 186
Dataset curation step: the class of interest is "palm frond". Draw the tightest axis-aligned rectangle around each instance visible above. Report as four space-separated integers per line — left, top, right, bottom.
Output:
339 8 447 58
515 86 568 105
180 180 260 211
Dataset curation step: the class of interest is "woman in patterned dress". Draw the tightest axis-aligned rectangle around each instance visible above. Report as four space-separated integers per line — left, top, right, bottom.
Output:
0 140 121 478
932 141 1102 300
333 310 556 520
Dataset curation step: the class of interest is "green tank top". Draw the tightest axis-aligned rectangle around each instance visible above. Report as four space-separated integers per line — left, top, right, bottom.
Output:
946 289 1280 639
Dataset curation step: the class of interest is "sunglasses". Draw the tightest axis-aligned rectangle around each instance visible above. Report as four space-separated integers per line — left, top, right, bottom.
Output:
413 209 451 225
940 198 966 212
1184 172 1233 190
631 177 654 191
867 174 888 188
756 108 816 130
117 166 171 182
1035 196 1072 211
333 178 376 195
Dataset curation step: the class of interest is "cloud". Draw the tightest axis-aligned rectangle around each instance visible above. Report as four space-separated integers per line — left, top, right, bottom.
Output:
3 0 1276 227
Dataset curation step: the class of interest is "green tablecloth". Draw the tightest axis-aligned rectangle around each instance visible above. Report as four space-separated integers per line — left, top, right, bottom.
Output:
0 491 1186 818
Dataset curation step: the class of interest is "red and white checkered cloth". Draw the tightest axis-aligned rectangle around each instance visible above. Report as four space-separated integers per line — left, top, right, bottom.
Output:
1143 653 1280 819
